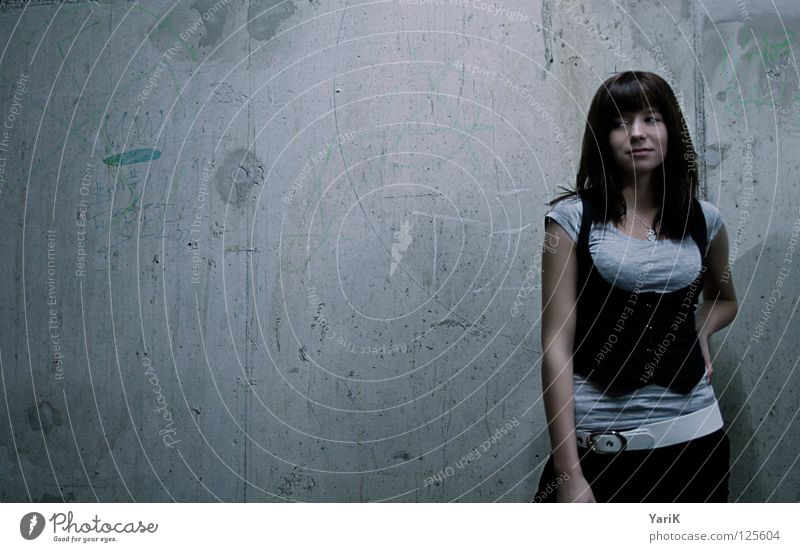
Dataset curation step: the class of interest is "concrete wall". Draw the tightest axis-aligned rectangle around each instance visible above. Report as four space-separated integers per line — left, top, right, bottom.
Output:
0 0 797 502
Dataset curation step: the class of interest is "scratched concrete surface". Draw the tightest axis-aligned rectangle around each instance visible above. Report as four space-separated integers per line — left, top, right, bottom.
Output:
0 0 797 502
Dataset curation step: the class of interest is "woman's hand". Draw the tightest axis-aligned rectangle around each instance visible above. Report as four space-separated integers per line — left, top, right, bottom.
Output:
557 474 597 503
698 331 713 382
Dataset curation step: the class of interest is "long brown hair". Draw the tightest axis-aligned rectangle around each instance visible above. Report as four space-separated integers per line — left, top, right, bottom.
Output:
549 71 701 240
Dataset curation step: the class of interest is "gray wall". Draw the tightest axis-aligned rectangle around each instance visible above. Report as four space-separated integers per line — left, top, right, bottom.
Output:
0 0 797 502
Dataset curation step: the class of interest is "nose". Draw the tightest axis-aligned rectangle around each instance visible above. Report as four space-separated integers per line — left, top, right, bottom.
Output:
628 118 647 139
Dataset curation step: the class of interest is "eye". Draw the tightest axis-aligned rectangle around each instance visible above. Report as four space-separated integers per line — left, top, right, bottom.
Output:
646 114 662 123
612 119 629 128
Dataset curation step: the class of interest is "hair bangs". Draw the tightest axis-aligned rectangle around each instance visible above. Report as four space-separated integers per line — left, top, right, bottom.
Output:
604 75 666 117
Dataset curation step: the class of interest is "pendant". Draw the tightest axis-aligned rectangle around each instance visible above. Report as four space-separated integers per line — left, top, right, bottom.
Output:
647 228 657 241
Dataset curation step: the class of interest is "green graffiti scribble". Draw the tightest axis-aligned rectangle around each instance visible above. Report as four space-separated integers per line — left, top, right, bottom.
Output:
720 28 799 118
103 148 161 166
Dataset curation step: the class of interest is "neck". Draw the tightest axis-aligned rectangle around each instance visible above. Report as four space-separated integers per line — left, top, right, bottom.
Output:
618 171 658 213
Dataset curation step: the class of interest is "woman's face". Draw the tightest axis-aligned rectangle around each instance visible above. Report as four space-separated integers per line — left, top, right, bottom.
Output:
608 107 668 178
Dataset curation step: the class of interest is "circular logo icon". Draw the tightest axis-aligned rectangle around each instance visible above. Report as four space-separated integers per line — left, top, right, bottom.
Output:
20 512 45 540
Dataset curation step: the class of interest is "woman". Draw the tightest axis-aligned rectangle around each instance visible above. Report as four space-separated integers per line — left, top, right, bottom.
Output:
536 71 738 502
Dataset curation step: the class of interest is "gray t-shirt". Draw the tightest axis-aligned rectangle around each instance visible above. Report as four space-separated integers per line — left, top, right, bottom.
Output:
545 196 724 430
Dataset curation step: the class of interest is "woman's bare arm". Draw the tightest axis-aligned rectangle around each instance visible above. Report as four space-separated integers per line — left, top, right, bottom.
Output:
695 223 738 380
540 218 595 501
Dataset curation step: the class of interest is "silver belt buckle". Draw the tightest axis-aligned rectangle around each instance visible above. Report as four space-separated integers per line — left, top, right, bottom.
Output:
587 430 628 454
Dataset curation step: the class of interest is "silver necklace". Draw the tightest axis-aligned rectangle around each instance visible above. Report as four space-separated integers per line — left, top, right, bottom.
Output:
628 209 658 241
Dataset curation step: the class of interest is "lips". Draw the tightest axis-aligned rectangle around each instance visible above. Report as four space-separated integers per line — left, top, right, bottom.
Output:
629 148 654 154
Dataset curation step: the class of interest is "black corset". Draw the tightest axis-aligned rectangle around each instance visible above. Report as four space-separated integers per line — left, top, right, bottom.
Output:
571 195 708 394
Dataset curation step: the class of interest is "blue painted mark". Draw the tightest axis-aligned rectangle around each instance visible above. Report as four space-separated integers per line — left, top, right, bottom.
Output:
103 148 161 166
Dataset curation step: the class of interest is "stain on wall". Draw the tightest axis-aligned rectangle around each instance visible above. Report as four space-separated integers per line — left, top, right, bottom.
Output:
214 147 265 207
247 0 297 42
